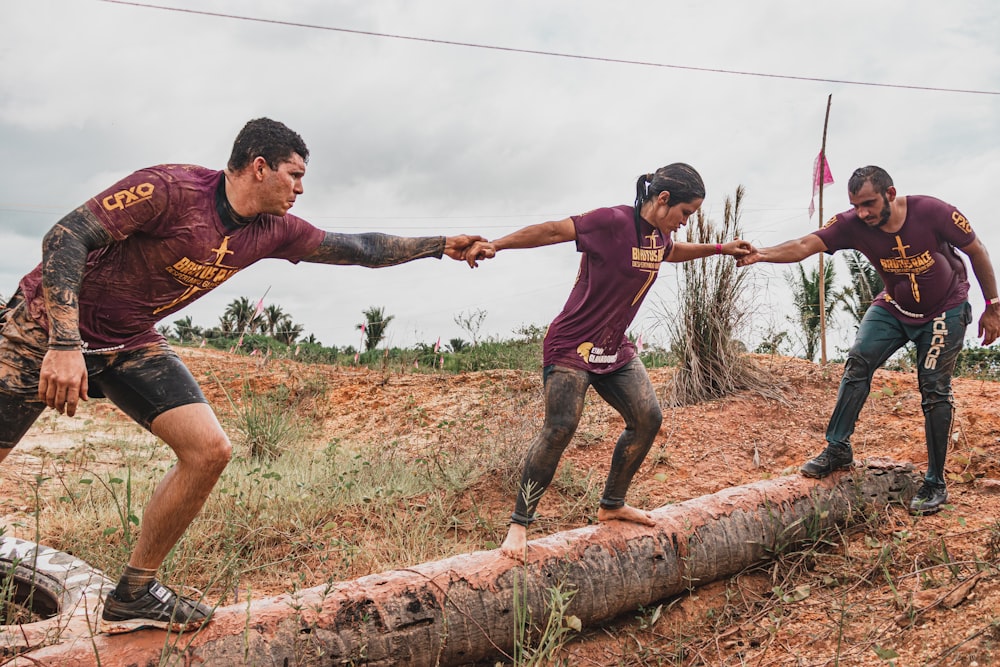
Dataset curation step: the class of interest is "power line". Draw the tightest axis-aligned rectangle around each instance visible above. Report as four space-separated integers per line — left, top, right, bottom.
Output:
98 0 1000 97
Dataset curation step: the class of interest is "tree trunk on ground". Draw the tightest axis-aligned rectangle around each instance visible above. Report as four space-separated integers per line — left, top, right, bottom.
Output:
16 459 916 666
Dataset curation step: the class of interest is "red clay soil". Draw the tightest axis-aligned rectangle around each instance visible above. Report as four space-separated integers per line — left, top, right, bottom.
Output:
3 348 999 665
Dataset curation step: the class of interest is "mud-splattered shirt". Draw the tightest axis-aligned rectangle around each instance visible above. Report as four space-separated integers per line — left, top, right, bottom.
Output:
543 205 672 374
18 164 325 352
815 195 974 325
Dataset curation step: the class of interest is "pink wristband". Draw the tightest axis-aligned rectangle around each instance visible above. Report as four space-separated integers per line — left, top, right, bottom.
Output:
714 243 723 255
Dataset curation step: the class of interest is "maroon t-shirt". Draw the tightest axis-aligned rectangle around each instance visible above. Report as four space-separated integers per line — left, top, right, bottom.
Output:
814 195 974 325
19 164 325 352
543 205 672 373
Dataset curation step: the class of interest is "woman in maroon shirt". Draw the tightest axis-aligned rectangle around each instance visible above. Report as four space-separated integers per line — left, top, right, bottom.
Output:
468 163 753 560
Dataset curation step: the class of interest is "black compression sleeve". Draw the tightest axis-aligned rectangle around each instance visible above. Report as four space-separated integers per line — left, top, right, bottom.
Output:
304 232 445 267
41 207 115 349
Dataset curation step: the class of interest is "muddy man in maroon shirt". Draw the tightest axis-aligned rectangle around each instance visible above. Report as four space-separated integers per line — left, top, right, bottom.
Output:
0 118 484 633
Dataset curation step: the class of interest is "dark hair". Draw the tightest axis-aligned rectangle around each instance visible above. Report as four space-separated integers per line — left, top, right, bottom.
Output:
847 165 893 196
634 163 705 212
227 118 309 172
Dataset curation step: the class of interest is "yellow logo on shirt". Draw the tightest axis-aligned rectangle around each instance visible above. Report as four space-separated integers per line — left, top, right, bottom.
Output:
102 183 155 211
952 211 971 234
153 236 240 314
630 231 664 306
879 235 933 304
577 341 619 364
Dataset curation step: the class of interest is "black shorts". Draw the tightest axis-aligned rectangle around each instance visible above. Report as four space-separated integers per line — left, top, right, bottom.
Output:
0 298 207 448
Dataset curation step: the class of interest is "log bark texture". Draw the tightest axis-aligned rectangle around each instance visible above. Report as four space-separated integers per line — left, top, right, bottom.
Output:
14 459 915 666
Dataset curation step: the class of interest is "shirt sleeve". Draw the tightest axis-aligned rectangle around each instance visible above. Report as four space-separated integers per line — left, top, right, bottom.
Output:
268 214 327 262
813 213 851 254
573 207 618 257
82 168 169 241
936 202 977 248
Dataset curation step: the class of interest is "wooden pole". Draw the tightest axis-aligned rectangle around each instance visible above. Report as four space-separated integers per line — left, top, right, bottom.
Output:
818 94 832 364
19 461 917 667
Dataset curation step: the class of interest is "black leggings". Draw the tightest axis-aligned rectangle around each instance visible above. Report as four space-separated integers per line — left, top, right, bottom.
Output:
510 357 663 526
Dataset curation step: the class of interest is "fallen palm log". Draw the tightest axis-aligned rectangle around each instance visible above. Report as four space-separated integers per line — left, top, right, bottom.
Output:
14 459 915 666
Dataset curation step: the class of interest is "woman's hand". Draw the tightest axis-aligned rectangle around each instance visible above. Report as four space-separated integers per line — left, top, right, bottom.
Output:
723 239 755 257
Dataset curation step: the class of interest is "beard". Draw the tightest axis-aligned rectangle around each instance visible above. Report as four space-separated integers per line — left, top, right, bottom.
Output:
874 194 891 228
863 194 892 228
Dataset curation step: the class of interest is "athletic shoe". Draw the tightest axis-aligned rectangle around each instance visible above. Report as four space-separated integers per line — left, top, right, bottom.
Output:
909 481 949 515
100 580 213 634
799 446 853 479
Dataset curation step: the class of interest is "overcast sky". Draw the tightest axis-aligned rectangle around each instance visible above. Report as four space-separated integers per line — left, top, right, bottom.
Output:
2 1 998 356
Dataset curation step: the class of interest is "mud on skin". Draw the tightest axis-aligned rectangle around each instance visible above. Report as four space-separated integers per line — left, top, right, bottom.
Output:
40 207 114 348
306 232 445 268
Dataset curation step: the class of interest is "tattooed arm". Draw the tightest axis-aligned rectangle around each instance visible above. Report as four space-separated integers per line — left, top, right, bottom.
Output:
302 232 484 267
38 206 115 415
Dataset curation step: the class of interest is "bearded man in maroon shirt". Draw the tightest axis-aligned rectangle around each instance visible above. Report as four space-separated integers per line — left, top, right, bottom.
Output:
739 165 1000 515
0 118 483 633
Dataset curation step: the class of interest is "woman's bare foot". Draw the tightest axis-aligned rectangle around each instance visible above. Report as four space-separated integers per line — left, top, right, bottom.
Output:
597 504 656 527
499 524 529 561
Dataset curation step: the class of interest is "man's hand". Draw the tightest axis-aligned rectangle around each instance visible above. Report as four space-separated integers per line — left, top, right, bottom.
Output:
443 235 487 264
736 246 764 267
979 306 1000 346
464 240 497 268
38 349 89 416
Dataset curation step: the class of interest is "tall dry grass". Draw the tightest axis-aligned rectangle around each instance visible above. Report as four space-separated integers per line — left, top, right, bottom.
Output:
659 185 786 407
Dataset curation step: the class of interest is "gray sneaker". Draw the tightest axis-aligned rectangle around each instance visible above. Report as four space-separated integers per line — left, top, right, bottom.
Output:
101 580 213 634
799 446 853 479
909 482 949 515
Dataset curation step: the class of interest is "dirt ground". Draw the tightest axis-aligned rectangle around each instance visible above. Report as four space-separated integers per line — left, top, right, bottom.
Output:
3 347 999 666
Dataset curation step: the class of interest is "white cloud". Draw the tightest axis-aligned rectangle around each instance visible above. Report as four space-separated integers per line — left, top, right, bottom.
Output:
1 0 998 353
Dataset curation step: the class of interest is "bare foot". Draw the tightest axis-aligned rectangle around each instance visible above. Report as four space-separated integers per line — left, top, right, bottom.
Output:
597 504 656 527
499 524 528 561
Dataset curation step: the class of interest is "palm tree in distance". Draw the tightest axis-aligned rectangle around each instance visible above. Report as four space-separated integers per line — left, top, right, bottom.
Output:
840 250 883 328
358 306 394 352
224 297 257 335
263 304 286 337
786 260 841 362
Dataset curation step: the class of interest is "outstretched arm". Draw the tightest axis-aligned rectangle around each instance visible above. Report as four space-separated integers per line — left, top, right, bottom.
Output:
666 239 754 263
303 232 485 268
465 218 576 267
960 237 1000 345
39 206 115 415
737 233 828 267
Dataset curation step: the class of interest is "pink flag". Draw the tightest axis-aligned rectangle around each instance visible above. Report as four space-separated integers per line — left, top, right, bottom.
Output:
433 337 441 353
636 332 644 354
199 338 206 348
439 355 444 368
414 359 419 368
809 152 834 218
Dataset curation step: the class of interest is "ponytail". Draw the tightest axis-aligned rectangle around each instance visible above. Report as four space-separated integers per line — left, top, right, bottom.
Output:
634 163 704 225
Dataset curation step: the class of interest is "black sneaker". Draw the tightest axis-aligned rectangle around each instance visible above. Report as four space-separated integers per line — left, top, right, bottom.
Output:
799 446 853 479
909 481 949 515
101 580 213 634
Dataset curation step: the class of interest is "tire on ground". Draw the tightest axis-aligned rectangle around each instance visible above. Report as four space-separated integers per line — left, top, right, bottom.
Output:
0 536 113 656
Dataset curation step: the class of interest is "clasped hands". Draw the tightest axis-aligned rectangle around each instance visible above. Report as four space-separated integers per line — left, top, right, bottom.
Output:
442 236 498 268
